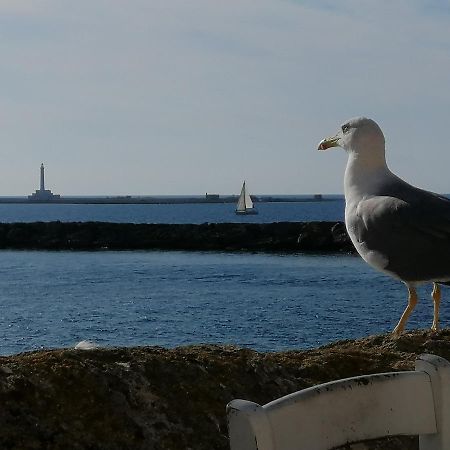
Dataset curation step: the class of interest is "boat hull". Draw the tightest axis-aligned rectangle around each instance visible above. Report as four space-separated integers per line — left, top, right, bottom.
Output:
235 209 258 215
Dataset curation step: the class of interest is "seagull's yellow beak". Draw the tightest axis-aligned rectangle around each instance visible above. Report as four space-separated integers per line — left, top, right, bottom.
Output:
318 135 340 150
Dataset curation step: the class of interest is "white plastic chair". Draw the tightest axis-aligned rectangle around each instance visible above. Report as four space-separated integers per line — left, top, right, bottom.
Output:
227 354 450 450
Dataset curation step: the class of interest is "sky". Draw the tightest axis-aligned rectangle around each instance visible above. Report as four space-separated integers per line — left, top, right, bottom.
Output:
1 0 450 196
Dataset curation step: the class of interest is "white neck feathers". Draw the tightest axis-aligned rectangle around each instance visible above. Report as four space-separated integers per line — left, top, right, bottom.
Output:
344 149 390 200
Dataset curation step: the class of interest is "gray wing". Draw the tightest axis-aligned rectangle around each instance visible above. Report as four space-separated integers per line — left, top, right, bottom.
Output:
350 181 450 282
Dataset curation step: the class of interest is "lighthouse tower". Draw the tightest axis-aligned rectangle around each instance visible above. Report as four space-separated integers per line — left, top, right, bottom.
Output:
40 163 45 191
28 163 60 202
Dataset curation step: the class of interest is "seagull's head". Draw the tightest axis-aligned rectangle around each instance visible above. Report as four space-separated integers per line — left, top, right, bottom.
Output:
318 117 385 156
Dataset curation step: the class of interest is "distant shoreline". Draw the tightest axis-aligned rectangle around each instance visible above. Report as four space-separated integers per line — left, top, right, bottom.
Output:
0 195 339 205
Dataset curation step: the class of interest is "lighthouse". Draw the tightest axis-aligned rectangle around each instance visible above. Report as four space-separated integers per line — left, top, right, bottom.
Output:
40 163 45 191
28 163 60 202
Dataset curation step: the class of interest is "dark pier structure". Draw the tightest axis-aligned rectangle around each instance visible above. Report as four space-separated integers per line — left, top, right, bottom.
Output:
0 221 353 253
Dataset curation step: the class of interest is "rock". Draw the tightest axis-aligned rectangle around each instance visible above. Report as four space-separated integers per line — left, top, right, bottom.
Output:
1 330 449 449
0 221 354 253
0 365 13 376
331 221 354 251
74 340 99 350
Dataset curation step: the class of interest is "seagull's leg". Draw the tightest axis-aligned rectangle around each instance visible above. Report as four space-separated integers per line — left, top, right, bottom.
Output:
393 285 418 335
431 282 441 332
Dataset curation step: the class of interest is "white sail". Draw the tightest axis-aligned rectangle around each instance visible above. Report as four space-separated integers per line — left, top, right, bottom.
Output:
244 186 253 209
236 182 247 212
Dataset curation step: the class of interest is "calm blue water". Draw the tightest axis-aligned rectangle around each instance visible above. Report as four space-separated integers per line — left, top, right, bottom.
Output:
0 200 440 355
0 250 444 355
0 200 345 224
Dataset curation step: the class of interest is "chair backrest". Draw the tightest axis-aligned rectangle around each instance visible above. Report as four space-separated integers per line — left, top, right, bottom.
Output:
227 354 450 450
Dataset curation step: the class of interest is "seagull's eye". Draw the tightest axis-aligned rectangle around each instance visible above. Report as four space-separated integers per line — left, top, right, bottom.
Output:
341 124 350 133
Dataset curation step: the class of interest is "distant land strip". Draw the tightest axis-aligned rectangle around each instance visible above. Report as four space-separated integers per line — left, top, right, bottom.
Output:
0 195 335 204
0 221 354 252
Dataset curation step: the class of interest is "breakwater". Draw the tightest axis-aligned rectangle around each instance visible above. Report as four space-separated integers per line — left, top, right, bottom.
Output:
0 221 353 252
0 195 332 204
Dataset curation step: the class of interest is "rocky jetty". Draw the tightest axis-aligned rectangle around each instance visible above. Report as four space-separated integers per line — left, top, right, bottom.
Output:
0 221 354 252
1 330 450 449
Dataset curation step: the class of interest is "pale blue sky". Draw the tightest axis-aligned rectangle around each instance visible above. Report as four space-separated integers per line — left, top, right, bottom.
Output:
1 0 450 196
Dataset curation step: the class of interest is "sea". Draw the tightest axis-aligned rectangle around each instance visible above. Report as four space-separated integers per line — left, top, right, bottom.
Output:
0 196 344 224
0 198 444 355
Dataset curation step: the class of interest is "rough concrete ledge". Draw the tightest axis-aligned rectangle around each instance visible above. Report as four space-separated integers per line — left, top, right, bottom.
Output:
1 330 449 449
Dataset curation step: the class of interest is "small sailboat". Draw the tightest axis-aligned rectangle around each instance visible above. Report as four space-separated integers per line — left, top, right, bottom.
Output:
235 181 258 215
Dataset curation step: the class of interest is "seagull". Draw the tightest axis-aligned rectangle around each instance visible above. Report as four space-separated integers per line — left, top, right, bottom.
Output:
318 117 450 335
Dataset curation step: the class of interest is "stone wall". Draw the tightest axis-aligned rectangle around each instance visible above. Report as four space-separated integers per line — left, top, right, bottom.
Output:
0 330 448 449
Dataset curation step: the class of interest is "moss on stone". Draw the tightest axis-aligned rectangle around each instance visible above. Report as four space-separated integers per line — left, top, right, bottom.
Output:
2 330 450 449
